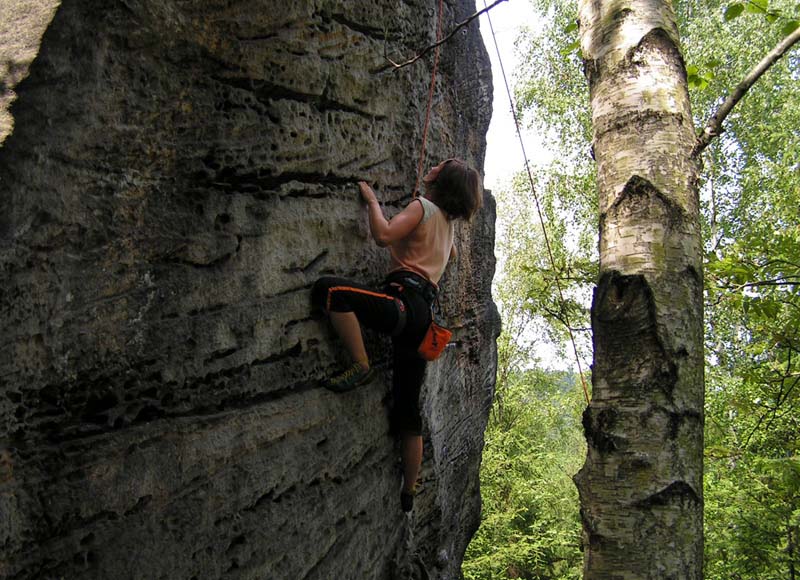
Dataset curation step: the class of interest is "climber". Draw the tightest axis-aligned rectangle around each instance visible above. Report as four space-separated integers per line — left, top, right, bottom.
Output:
312 158 483 512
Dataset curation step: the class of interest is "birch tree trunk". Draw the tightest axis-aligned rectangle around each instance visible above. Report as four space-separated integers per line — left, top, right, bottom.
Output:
573 0 704 577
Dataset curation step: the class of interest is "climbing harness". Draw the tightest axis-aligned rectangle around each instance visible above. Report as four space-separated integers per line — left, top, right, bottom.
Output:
482 1 591 404
414 0 445 198
388 272 452 361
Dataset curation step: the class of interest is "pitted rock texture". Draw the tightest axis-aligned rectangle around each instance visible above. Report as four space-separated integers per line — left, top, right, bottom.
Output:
0 1 498 579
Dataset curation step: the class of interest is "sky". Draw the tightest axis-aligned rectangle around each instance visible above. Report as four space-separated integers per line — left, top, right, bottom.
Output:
475 0 585 371
476 0 544 192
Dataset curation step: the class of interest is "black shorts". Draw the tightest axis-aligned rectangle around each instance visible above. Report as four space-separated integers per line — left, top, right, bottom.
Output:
312 271 434 435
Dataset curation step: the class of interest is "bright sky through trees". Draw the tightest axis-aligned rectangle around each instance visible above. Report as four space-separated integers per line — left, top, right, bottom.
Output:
479 0 551 192
478 0 571 370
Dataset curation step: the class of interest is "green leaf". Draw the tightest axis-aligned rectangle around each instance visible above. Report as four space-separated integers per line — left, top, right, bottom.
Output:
761 300 779 319
686 64 699 76
782 19 800 34
745 0 768 14
564 20 579 34
706 445 735 458
724 3 745 19
688 74 709 90
560 39 581 56
705 59 722 68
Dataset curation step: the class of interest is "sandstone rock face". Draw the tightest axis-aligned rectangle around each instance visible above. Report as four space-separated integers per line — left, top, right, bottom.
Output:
0 1 498 578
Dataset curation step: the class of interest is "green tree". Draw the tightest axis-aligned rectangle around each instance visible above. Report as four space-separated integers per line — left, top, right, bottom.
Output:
477 0 800 576
681 0 800 576
463 363 585 580
463 181 587 579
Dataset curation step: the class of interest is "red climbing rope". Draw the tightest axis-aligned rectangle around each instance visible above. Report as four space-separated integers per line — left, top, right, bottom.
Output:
483 2 591 404
414 0 445 198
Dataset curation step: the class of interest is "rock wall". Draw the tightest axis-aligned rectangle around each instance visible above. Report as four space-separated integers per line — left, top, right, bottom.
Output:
0 1 498 578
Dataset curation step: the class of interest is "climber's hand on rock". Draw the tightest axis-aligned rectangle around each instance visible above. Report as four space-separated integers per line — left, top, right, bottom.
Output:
358 181 378 205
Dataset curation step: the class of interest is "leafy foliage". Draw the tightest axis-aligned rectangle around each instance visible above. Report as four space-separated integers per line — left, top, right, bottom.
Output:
493 172 596 359
680 1 800 573
466 0 800 576
462 339 585 580
500 0 598 360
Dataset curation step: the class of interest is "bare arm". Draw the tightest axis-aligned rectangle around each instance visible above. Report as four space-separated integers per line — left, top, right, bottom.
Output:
358 182 424 247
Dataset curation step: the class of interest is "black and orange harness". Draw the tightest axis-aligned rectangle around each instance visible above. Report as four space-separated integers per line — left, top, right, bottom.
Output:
318 270 450 361
385 271 451 361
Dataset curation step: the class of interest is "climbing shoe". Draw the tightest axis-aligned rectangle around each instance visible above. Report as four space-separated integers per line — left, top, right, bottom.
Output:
323 363 374 393
400 489 416 513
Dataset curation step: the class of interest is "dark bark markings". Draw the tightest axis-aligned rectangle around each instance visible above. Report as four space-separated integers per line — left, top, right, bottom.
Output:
584 27 684 91
579 266 703 572
592 270 678 403
602 175 688 233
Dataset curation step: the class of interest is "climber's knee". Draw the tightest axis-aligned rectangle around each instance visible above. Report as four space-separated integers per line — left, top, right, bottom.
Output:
313 276 376 314
312 277 339 313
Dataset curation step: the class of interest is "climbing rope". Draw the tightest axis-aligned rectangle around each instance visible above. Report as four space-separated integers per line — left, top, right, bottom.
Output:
414 0 445 198
482 1 591 404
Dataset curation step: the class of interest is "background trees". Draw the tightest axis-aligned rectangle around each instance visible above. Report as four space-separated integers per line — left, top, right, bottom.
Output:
464 0 799 577
680 1 800 576
463 185 586 579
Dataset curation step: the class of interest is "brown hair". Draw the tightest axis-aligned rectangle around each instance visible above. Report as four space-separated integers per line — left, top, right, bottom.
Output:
423 158 483 220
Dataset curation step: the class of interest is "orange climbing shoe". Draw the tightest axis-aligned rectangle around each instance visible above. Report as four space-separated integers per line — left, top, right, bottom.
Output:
324 362 375 393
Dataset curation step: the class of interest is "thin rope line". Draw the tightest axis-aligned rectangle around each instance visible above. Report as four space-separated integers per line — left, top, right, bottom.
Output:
483 1 591 404
414 0 445 198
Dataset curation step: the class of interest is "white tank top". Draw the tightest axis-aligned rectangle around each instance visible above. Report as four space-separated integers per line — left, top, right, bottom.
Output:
388 197 454 286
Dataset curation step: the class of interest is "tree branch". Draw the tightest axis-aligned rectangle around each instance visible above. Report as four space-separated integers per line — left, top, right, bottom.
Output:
717 277 800 290
377 0 509 72
694 26 800 156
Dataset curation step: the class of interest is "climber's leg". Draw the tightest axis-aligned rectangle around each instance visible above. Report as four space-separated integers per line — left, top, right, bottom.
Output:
399 432 422 512
329 311 369 369
313 277 405 336
401 434 422 494
391 342 427 510
312 277 406 391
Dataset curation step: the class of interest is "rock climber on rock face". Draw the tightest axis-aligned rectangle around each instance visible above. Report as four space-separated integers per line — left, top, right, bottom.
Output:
312 158 483 512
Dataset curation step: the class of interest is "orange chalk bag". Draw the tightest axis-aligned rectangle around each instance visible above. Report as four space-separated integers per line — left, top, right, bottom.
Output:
417 290 452 361
418 318 452 361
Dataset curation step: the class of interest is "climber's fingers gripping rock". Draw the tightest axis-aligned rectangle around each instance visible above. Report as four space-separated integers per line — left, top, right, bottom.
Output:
358 181 378 205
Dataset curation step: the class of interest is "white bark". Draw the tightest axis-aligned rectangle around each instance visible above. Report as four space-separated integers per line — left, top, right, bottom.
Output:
575 0 704 577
